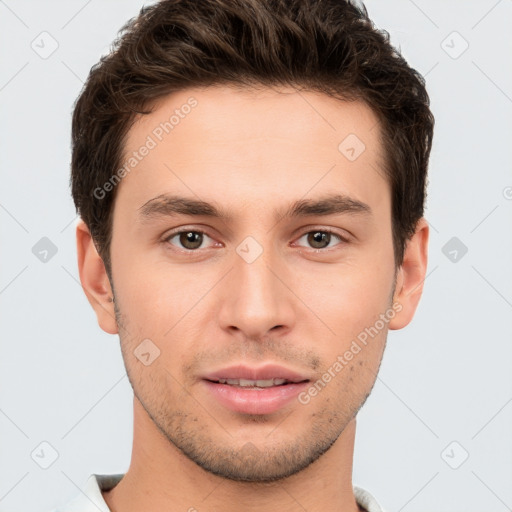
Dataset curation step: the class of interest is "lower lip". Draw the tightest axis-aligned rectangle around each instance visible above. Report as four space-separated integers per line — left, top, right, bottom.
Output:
202 380 310 415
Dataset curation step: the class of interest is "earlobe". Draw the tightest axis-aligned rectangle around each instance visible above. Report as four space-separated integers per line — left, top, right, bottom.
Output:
76 219 118 335
388 217 429 330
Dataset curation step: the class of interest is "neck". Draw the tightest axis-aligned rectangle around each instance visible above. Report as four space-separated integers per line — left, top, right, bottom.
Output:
103 397 362 512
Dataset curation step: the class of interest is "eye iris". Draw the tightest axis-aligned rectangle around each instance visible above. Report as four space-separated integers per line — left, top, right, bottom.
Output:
308 231 330 249
180 231 203 249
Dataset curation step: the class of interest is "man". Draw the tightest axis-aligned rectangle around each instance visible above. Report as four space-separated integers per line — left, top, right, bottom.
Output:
53 0 433 510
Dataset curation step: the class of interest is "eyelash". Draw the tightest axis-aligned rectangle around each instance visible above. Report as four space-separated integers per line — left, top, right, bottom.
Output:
162 227 349 253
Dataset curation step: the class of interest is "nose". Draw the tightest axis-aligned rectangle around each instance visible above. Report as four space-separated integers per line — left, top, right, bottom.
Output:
217 242 296 341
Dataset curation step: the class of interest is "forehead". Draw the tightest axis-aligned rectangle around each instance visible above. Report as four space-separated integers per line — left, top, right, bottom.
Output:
124 84 383 155
116 84 388 213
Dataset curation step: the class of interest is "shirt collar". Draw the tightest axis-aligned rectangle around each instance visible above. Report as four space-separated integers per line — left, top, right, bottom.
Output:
55 474 386 512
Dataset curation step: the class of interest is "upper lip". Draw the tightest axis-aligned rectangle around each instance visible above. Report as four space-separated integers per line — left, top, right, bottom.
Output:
202 364 311 383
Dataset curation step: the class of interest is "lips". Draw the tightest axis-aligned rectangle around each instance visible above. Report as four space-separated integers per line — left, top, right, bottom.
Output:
216 377 289 388
202 363 311 384
201 364 311 415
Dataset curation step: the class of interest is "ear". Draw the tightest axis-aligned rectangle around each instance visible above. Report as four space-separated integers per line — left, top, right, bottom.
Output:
388 217 429 330
76 218 118 335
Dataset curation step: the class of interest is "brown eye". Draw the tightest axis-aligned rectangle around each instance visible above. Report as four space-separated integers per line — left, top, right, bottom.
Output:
308 231 331 249
166 230 212 250
180 231 203 249
296 230 346 250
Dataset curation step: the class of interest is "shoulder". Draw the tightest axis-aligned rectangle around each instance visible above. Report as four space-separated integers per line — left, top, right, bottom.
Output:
353 485 387 512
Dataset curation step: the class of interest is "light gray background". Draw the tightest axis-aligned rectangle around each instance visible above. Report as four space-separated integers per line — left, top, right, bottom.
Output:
1 1 511 511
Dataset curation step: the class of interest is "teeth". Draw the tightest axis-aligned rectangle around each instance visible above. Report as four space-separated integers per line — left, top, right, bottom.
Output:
218 378 287 387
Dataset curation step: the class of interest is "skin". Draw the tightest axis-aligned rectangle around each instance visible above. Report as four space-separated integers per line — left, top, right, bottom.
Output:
77 85 429 512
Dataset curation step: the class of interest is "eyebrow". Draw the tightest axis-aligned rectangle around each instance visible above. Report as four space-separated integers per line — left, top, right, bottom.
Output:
137 193 372 223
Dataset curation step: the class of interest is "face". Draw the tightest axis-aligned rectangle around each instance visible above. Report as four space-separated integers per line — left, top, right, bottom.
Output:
107 85 398 481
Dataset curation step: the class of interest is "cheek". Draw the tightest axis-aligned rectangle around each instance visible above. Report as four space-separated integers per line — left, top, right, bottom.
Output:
307 262 394 325
295 261 394 377
113 257 193 322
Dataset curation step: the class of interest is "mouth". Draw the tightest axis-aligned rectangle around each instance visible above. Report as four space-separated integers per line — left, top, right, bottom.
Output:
204 377 309 388
201 365 311 415
202 379 310 415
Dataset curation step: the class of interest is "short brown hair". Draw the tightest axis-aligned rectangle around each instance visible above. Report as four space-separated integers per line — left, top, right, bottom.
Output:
71 0 434 277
